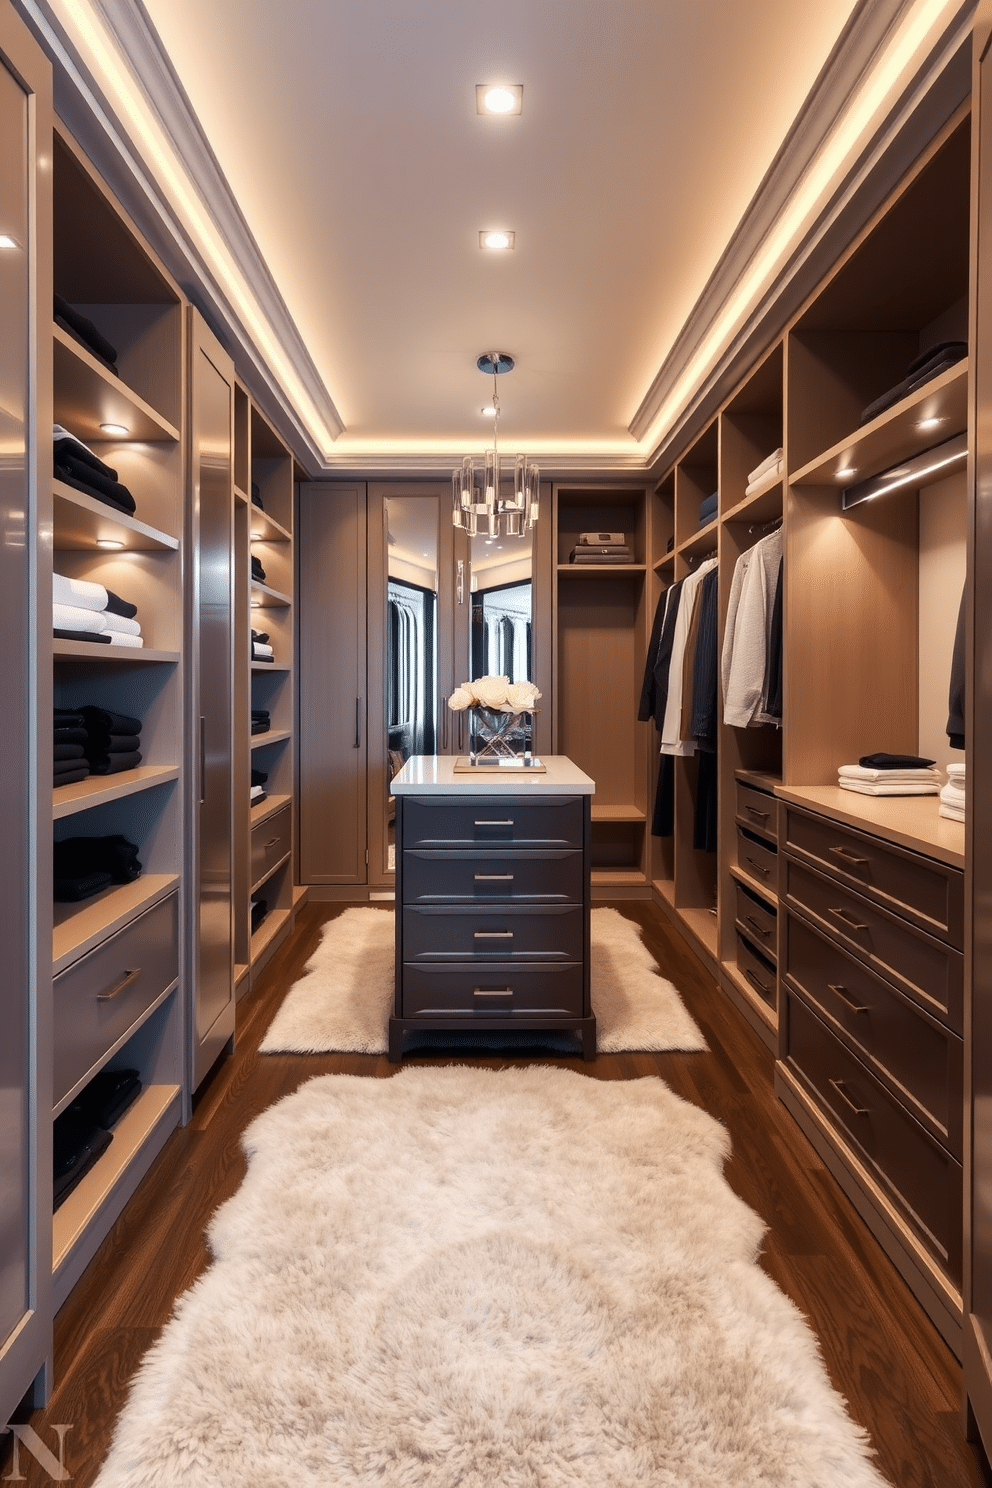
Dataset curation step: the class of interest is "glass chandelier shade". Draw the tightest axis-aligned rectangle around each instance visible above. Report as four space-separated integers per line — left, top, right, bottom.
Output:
453 356 539 537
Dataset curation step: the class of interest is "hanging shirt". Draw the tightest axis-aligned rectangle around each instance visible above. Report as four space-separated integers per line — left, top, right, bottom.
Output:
722 529 782 728
660 557 717 756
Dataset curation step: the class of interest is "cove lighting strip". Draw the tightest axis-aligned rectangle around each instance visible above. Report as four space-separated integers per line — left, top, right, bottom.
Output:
841 431 967 508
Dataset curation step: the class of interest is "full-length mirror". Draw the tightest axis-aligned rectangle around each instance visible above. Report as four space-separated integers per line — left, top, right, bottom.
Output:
384 496 438 867
468 524 533 753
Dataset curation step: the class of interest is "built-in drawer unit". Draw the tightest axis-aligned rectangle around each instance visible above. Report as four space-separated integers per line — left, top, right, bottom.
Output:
402 796 583 850
784 991 962 1283
402 903 584 962
250 803 292 891
737 825 778 891
784 806 962 944
401 849 585 905
736 931 777 1009
784 909 963 1153
784 857 962 1024
735 783 778 844
53 892 179 1109
733 880 777 961
401 962 584 1018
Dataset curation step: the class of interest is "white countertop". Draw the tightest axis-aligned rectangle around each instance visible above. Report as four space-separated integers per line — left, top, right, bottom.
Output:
392 755 595 796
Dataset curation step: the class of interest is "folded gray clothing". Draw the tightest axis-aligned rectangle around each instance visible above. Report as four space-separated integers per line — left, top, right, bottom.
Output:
85 733 141 756
54 293 119 369
54 743 86 761
54 628 111 644
79 705 142 737
88 752 141 776
54 726 88 747
859 341 967 425
52 767 90 788
53 869 113 902
104 589 138 620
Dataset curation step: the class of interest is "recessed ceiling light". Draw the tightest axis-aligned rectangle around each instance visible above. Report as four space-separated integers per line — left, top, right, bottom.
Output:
96 538 124 549
480 230 514 251
835 466 857 481
0 234 18 249
100 422 129 436
481 405 497 417
476 83 523 116
916 416 944 430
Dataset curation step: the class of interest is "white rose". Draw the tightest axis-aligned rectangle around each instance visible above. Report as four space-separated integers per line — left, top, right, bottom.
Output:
447 686 474 711
472 675 509 709
507 681 541 711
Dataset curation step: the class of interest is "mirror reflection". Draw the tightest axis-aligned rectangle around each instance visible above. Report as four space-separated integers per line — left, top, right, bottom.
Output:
468 523 533 752
385 498 438 862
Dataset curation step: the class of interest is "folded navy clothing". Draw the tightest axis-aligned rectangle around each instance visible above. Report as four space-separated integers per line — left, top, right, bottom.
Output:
53 1114 113 1210
54 628 112 644
859 341 967 426
54 292 119 371
54 869 113 902
52 768 90 788
54 834 142 885
53 743 86 762
104 589 138 620
78 704 142 737
68 1068 141 1131
54 726 88 746
251 767 268 786
698 491 718 526
87 751 141 776
858 751 936 769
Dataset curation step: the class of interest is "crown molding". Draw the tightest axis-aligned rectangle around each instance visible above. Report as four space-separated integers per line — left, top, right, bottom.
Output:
315 447 650 480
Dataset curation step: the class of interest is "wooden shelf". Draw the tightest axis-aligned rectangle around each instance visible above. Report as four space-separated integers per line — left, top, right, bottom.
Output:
250 728 292 751
591 804 646 821
250 905 292 961
250 580 291 608
234 484 249 506
773 784 965 869
676 521 719 561
53 873 179 975
721 957 777 1029
249 508 292 543
556 563 645 576
735 767 782 791
652 877 675 905
722 478 784 527
677 904 719 959
590 868 647 886
249 792 292 826
292 884 309 912
53 639 179 663
53 482 179 551
729 862 779 906
251 848 292 898
251 661 290 673
790 358 968 487
53 765 179 820
53 326 180 443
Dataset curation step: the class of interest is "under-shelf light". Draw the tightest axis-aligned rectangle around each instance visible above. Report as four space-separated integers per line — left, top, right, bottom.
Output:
250 530 263 541
841 431 967 509
100 422 129 436
0 234 19 249
96 537 124 549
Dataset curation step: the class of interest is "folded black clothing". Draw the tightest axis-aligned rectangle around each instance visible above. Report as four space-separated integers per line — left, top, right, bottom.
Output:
250 720 271 735
87 751 142 776
906 350 966 394
104 588 138 620
252 651 274 663
54 453 136 515
251 791 267 806
251 482 263 509
666 534 675 553
251 708 270 719
54 708 86 726
54 628 112 644
858 751 936 769
250 898 268 931
859 341 968 426
251 556 267 583
54 869 113 902
53 1116 113 1210
84 733 141 757
52 768 90 788
78 704 143 737
251 768 268 786
54 726 88 746
55 313 119 376
54 834 142 884
54 293 119 367
905 339 968 378
53 742 86 762
54 754 88 774
52 465 135 515
251 629 270 644
68 1068 141 1132
53 431 118 482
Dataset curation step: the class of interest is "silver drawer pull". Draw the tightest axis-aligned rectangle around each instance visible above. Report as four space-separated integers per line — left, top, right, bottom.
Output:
746 805 769 819
474 987 513 998
828 982 869 1014
263 836 280 848
474 873 514 881
828 906 868 932
829 1078 868 1117
745 856 770 877
97 967 141 1002
829 845 869 867
475 819 514 827
744 915 772 938
474 930 513 938
744 968 772 997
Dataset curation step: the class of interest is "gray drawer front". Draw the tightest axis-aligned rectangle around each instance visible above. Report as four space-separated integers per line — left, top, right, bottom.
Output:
402 849 584 904
737 826 778 892
736 783 777 843
785 857 962 1021
251 804 291 890
784 909 963 1152
734 881 777 958
402 797 583 849
53 893 178 1108
784 806 963 946
401 961 584 1017
403 904 583 962
736 931 777 1009
785 993 962 1282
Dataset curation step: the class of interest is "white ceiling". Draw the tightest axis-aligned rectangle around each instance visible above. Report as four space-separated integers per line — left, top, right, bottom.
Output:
140 0 859 464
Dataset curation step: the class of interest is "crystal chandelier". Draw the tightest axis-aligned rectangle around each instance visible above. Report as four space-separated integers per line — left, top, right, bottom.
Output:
452 353 539 538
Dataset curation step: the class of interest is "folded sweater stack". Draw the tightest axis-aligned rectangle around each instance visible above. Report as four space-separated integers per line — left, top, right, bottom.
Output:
940 762 966 822
79 704 142 776
251 896 267 933
859 342 968 426
53 708 89 787
53 1066 142 1212
53 833 141 902
251 709 271 737
745 447 783 497
54 424 135 515
251 553 267 584
54 572 143 648
698 490 718 528
252 627 274 663
838 752 941 796
54 294 118 374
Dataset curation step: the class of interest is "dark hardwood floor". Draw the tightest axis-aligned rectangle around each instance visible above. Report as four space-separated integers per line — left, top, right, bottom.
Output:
7 899 991 1486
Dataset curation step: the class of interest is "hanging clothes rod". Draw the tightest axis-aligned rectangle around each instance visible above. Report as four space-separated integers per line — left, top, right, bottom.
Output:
748 516 783 535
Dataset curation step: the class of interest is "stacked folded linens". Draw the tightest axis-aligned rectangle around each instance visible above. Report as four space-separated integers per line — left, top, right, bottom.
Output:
838 752 940 796
745 448 783 497
78 704 142 775
251 553 267 584
251 709 270 737
54 572 143 648
53 707 89 788
53 834 142 902
54 294 119 374
251 628 274 662
53 425 135 514
697 490 718 528
53 1067 143 1213
940 762 966 822
859 342 968 426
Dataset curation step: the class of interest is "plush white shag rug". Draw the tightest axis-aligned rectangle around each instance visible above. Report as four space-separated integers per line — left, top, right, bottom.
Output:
93 1067 887 1487
259 906 706 1054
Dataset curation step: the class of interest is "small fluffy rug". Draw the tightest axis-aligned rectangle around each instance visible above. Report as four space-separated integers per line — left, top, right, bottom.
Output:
93 1067 887 1487
259 906 706 1055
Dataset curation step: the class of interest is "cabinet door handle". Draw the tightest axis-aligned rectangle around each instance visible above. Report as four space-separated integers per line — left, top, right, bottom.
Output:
97 967 141 1002
745 856 770 877
263 836 280 848
829 1078 868 1117
474 873 514 881
744 915 772 938
829 845 868 867
355 697 362 749
475 819 514 827
744 967 772 997
746 805 769 819
827 982 869 1014
828 906 868 932
473 987 513 998
474 930 513 938
199 715 206 804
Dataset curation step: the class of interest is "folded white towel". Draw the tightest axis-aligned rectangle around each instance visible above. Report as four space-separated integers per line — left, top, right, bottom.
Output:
839 780 940 796
53 601 106 634
838 764 942 783
947 762 966 783
252 642 274 658
101 612 141 636
107 633 144 648
744 461 783 498
250 784 265 802
53 572 108 613
940 781 966 804
939 801 965 822
747 448 783 484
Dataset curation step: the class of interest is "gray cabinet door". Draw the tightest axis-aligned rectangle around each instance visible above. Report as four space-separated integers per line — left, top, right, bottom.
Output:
298 483 368 883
